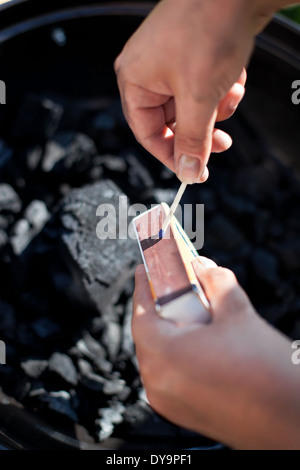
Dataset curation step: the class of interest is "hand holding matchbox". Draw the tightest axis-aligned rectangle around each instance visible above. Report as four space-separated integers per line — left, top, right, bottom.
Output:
133 202 216 325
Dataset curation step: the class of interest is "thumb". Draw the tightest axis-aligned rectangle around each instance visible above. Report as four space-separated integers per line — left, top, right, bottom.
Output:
192 260 254 320
174 95 217 184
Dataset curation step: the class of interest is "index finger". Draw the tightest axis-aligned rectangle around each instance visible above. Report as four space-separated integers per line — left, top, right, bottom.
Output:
117 82 176 171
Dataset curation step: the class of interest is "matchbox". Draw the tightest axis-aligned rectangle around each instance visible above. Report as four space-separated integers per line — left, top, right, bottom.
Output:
132 203 212 324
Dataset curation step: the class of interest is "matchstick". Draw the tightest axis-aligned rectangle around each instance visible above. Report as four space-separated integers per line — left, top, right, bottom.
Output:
159 182 187 238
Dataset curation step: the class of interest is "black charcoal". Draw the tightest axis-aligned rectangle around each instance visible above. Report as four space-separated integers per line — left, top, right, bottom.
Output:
102 377 127 396
42 132 97 176
0 215 8 230
31 317 61 339
78 358 105 392
81 331 107 360
21 145 43 171
71 335 113 374
147 188 176 206
58 180 139 313
41 390 78 422
12 94 63 141
10 200 49 255
0 140 13 172
21 358 48 378
0 300 15 340
101 321 121 361
276 240 300 271
10 219 31 255
207 214 246 252
122 401 176 438
25 200 49 229
48 352 78 386
250 248 279 285
17 322 36 348
0 72 299 450
0 184 22 213
96 154 127 173
96 402 125 441
0 230 7 249
13 377 31 401
125 153 154 190
121 298 134 358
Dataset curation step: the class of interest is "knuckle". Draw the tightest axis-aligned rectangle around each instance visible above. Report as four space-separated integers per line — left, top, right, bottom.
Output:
176 134 205 154
218 266 237 280
202 266 236 287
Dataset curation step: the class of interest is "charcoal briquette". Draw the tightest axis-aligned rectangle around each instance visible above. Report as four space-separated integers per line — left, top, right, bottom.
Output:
41 132 97 177
78 358 105 393
125 153 154 190
20 145 43 171
0 300 16 340
81 331 107 360
70 333 113 374
102 377 126 396
57 180 140 313
10 200 49 255
0 140 13 172
21 359 48 379
121 298 134 358
0 184 22 214
0 230 7 249
25 200 49 230
10 219 30 255
42 390 78 422
101 322 121 361
31 317 61 340
48 352 78 386
96 154 127 173
0 215 8 230
122 401 177 438
206 214 247 253
96 402 125 441
250 248 279 285
12 94 63 141
151 188 176 206
13 377 31 401
276 240 300 271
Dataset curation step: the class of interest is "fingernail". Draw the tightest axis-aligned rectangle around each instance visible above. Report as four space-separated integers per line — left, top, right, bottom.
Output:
229 102 238 112
177 155 200 184
199 166 209 183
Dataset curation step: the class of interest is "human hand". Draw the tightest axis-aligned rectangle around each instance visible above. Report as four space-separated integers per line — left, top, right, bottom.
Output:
115 0 278 183
132 260 300 449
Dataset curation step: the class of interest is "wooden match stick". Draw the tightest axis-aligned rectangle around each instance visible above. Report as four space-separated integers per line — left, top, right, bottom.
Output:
159 182 187 238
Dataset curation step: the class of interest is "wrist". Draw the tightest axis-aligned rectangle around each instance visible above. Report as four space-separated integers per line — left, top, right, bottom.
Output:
244 0 295 33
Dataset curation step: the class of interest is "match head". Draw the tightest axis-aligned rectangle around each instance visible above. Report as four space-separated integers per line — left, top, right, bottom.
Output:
158 228 165 239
